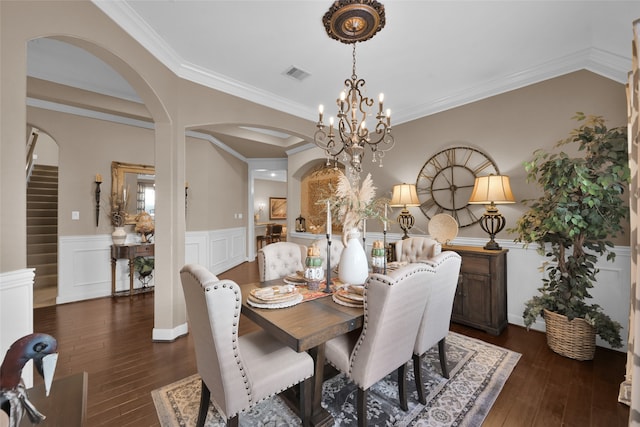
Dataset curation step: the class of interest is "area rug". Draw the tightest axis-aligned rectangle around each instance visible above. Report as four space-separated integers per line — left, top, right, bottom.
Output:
152 332 520 426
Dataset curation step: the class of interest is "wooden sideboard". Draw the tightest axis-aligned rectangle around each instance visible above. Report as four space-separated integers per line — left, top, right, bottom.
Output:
444 245 508 335
110 243 154 296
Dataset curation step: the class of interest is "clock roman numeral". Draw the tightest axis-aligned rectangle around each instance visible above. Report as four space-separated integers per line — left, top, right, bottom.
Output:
445 149 456 166
473 160 494 175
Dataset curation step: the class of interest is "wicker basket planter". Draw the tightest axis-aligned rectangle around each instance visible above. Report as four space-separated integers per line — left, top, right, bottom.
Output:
543 309 596 361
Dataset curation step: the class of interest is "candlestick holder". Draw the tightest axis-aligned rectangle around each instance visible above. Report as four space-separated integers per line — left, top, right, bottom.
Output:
323 235 333 293
383 230 387 275
95 180 102 227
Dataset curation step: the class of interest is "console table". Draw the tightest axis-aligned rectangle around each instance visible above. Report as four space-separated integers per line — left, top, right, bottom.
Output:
110 243 154 296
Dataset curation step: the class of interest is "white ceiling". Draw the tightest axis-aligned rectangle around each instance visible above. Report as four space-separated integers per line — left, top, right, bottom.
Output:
27 1 638 164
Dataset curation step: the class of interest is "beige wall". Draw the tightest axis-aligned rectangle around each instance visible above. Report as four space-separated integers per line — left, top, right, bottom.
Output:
32 130 59 166
290 70 628 245
254 179 287 223
28 106 156 235
185 136 248 231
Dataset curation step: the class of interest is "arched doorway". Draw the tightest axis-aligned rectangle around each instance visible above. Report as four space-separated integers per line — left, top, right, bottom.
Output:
25 126 60 308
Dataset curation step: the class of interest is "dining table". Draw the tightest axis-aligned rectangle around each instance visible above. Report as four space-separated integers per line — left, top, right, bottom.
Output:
240 279 364 427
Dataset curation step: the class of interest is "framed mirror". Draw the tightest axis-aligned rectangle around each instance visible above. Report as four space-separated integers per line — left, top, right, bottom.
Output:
111 161 155 225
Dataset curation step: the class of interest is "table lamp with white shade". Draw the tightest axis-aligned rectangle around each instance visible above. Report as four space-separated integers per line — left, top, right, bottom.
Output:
468 175 516 250
390 183 421 240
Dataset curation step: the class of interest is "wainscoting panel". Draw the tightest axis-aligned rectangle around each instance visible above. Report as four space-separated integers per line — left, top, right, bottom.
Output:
209 227 247 275
185 232 209 267
289 232 631 352
58 228 247 305
54 230 631 350
58 235 113 303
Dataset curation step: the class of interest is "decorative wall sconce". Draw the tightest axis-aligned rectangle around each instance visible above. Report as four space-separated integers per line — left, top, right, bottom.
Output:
185 181 189 217
95 173 102 227
468 175 516 250
390 183 421 239
255 203 265 221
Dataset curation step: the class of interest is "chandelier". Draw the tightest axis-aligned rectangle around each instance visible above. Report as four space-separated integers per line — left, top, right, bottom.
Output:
314 0 395 174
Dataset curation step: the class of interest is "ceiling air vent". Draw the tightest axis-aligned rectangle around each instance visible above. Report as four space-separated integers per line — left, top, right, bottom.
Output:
283 66 311 82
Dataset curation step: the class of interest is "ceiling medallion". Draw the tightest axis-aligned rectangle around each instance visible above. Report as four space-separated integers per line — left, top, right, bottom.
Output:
322 0 386 44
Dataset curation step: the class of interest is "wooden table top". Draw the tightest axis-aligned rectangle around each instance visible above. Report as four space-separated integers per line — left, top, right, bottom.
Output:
240 281 363 352
21 372 87 427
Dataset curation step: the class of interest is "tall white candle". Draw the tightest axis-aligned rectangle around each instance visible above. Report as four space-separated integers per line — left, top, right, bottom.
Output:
326 201 331 239
384 204 388 231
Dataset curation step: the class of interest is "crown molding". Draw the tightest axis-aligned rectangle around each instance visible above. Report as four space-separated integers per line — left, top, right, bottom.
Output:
395 47 630 125
92 1 631 126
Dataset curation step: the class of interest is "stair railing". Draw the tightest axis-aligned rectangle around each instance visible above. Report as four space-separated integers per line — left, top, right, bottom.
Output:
25 127 40 182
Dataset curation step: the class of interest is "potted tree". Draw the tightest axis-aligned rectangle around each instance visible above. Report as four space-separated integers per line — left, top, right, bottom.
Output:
511 113 629 360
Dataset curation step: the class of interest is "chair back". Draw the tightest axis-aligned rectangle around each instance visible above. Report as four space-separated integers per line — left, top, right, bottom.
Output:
314 238 345 269
414 251 462 355
257 242 307 281
270 224 283 242
395 236 440 263
348 263 435 390
180 264 251 418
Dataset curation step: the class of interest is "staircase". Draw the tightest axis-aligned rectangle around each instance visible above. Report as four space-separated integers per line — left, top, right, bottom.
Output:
27 164 58 303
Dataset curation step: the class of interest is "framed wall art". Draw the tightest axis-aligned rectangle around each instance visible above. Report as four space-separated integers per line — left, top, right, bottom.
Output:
269 197 287 220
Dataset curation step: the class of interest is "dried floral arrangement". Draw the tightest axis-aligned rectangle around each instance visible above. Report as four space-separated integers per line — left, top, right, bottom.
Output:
325 170 388 244
109 187 130 227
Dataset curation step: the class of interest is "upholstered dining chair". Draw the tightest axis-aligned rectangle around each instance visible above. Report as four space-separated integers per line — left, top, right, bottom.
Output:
412 251 462 404
257 241 307 281
314 237 345 270
324 263 435 427
180 264 314 427
394 236 441 263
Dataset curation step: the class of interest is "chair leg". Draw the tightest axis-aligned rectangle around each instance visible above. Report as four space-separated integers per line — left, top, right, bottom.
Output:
357 387 368 427
438 337 449 379
397 363 408 411
413 353 426 405
197 380 210 427
227 415 239 427
299 377 312 426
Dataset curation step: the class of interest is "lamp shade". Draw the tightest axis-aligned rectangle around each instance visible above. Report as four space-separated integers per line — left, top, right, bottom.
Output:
468 175 516 204
390 183 420 207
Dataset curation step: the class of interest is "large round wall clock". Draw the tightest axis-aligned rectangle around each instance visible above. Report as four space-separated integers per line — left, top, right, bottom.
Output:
416 146 499 228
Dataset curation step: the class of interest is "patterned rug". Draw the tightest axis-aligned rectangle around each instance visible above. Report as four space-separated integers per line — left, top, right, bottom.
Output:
152 332 520 426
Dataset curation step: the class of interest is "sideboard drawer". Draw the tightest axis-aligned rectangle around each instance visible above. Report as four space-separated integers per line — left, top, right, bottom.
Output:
460 255 489 275
133 244 154 257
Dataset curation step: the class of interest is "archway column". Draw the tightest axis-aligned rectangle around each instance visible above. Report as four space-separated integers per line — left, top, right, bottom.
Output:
152 122 187 341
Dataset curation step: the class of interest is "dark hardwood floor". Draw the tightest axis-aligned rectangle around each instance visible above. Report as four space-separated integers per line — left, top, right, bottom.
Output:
32 261 630 426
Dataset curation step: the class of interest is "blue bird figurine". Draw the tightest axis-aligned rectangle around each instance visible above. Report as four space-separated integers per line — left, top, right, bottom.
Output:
0 333 58 427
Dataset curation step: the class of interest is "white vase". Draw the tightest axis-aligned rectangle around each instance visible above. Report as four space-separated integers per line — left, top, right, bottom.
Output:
112 226 127 245
339 229 369 285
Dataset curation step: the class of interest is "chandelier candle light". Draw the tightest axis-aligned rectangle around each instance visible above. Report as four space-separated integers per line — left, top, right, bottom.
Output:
314 0 394 174
468 175 516 250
